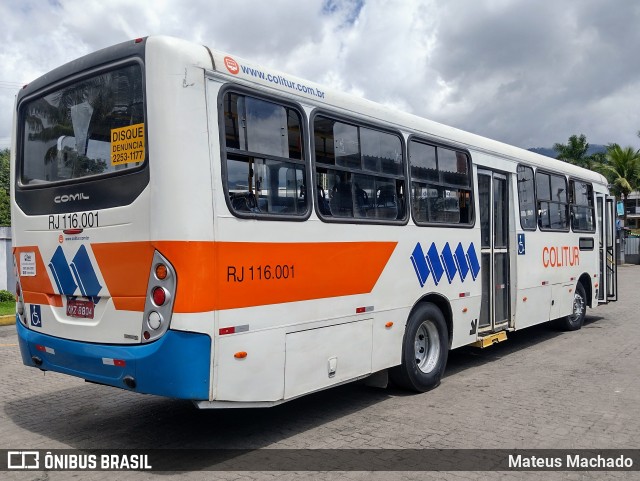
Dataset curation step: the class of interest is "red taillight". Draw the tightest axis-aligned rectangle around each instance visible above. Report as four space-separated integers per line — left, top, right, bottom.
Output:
152 287 166 306
16 282 20 297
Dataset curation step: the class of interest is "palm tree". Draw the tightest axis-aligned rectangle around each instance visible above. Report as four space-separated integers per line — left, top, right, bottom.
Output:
596 144 640 224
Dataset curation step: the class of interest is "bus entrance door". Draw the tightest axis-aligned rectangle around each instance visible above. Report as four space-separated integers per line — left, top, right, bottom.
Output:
478 170 511 332
597 194 618 303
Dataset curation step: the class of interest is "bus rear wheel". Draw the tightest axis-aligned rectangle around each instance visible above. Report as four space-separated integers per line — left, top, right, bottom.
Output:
391 303 449 392
554 282 587 331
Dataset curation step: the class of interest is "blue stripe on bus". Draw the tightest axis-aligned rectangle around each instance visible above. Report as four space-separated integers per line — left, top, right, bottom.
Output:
70 245 103 302
466 243 481 281
410 243 430 287
48 246 78 296
16 321 211 400
454 242 469 281
426 243 445 286
440 242 457 284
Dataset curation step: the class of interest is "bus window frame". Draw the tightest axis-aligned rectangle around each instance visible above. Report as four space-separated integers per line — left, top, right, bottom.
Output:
407 135 475 229
310 108 409 226
535 169 570 232
569 177 596 234
14 57 150 215
217 85 312 222
17 58 148 190
516 164 537 231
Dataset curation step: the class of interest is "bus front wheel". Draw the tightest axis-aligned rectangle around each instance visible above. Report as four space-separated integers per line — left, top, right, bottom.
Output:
391 303 449 392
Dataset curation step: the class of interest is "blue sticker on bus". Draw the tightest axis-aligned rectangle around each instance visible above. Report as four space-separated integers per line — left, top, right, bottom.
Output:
517 233 526 255
466 243 481 281
30 305 41 327
440 242 458 284
48 245 102 303
410 243 430 288
454 243 470 281
49 246 78 296
411 242 480 287
426 243 446 286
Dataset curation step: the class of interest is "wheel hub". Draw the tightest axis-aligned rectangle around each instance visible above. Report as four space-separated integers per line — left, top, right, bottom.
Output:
414 320 440 374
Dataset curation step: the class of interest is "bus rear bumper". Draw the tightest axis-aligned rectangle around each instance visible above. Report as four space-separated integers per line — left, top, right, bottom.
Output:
16 319 211 400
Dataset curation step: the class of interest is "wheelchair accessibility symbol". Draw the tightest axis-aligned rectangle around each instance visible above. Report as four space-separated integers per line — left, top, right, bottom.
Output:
30 305 42 327
518 233 526 255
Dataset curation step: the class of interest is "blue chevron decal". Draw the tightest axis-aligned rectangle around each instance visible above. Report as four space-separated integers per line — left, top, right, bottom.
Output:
410 241 480 287
48 245 102 303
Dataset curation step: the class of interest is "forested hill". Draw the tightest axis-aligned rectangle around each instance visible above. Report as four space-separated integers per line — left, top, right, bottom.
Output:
528 145 607 159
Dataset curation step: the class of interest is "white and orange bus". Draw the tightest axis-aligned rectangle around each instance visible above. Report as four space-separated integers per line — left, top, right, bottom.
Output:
11 36 617 407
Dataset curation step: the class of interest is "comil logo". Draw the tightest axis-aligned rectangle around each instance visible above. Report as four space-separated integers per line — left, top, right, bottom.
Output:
224 56 239 75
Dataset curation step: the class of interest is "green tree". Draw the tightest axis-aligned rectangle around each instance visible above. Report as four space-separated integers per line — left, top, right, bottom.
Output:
596 144 640 224
554 134 590 167
554 134 607 171
0 149 9 226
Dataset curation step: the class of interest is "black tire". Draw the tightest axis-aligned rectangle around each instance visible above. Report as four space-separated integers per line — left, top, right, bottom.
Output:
554 282 587 331
390 303 449 392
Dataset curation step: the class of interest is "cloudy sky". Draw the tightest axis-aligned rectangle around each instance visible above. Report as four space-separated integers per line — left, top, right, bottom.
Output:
1 0 639 151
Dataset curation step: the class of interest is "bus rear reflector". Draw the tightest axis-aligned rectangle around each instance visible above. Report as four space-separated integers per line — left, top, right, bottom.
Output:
35 345 55 354
219 325 249 335
356 306 374 313
102 358 126 367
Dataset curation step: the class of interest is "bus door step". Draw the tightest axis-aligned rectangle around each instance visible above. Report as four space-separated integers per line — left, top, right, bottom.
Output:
470 331 508 348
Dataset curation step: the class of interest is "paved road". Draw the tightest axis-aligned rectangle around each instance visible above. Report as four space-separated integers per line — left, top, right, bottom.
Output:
1 266 639 481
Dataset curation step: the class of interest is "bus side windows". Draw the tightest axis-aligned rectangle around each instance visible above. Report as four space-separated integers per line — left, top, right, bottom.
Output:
409 140 472 226
221 92 308 218
517 164 536 230
570 179 595 232
536 171 569 231
313 116 406 223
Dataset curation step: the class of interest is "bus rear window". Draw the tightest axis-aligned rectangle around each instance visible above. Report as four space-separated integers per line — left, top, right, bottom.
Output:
20 63 144 185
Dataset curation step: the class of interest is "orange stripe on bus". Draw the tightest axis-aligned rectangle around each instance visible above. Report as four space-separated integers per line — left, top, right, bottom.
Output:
14 246 62 307
91 242 155 311
154 241 398 312
15 241 397 313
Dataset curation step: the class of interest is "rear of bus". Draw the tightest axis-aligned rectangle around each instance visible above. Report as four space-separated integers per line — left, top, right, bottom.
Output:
12 37 213 400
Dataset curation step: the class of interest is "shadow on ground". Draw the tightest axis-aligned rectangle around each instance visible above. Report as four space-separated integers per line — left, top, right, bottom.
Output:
3 315 605 472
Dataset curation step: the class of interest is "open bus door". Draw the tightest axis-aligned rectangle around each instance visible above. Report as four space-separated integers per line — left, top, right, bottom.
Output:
597 194 618 303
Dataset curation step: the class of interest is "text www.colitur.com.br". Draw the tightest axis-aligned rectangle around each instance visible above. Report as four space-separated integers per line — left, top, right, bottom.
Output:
240 65 325 98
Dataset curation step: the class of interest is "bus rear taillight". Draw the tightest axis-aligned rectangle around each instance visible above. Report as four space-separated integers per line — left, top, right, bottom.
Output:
141 252 177 343
152 287 167 306
155 264 168 280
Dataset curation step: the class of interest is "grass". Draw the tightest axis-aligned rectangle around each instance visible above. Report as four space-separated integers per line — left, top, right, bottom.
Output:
0 301 15 316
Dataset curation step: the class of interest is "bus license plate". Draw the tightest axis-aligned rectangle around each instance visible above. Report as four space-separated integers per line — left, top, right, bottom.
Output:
66 298 94 319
